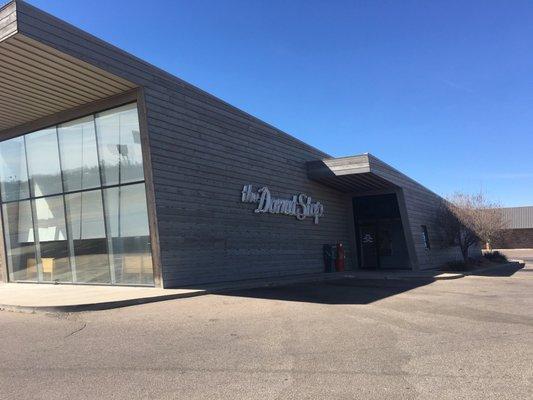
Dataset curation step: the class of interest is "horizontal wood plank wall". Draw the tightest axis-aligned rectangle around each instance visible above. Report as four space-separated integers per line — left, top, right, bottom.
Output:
0 1 17 42
368 156 478 269
147 90 352 286
14 1 353 287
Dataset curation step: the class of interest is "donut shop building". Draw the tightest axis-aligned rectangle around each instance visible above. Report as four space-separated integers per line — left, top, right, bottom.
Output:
0 1 470 288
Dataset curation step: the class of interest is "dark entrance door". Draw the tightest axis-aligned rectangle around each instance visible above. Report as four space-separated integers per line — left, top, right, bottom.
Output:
360 224 379 269
353 193 411 270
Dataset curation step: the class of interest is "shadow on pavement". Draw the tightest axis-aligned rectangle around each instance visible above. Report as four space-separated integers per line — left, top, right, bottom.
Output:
217 278 435 305
470 263 525 277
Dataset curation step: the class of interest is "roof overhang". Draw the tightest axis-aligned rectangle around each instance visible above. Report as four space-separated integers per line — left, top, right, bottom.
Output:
307 154 402 193
0 1 136 133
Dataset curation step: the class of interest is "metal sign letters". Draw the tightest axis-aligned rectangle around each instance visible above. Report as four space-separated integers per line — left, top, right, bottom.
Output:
241 184 324 224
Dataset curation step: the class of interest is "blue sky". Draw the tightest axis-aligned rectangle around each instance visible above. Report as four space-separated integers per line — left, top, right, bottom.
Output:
28 0 533 206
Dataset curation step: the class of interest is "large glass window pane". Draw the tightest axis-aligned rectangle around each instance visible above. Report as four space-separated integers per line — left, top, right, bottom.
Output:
0 137 30 202
26 128 63 197
104 183 153 285
2 201 37 281
33 195 71 282
95 104 144 186
0 103 153 286
58 116 101 192
65 190 111 284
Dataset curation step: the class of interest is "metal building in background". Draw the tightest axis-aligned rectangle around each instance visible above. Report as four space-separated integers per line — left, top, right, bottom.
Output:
494 206 533 249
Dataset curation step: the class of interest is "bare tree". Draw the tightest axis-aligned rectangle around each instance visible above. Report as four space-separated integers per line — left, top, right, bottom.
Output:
437 192 506 263
476 204 508 250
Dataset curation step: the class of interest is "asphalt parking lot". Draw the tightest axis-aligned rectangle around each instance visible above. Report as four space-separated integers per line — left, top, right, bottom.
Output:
1 262 532 400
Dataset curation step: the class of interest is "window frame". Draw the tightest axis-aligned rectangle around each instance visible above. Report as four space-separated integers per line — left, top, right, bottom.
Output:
421 225 431 250
0 100 155 286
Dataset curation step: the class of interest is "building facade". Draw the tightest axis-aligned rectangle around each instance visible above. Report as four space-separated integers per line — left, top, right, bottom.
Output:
0 1 471 288
493 206 533 249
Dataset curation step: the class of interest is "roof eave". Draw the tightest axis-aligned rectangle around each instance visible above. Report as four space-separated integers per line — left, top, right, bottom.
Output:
0 0 136 133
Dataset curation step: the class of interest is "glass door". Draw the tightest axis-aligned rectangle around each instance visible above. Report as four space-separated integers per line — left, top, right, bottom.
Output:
360 223 379 269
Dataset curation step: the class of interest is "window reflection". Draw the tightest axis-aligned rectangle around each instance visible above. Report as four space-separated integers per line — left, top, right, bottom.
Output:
34 196 71 282
26 127 63 197
65 190 110 283
96 103 144 186
2 201 37 281
0 103 153 286
58 116 101 192
0 137 30 202
104 184 153 285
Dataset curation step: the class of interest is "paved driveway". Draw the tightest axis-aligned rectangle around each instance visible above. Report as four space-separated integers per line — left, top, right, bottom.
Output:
1 266 532 400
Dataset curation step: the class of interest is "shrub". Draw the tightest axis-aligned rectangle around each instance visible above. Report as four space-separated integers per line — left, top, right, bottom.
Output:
483 251 508 263
444 256 485 271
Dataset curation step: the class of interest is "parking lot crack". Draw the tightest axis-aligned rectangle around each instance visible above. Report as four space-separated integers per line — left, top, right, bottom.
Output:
64 322 87 339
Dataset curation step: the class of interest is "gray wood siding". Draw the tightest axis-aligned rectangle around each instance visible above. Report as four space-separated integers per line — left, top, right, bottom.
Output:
145 90 353 286
6 0 477 284
0 2 17 42
13 1 353 287
307 154 478 270
369 156 478 269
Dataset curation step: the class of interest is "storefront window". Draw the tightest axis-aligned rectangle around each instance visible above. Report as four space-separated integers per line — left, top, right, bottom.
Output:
95 104 144 186
25 127 63 197
0 103 154 286
65 190 110 284
0 137 30 202
104 183 153 285
58 116 101 192
33 195 71 282
2 200 36 281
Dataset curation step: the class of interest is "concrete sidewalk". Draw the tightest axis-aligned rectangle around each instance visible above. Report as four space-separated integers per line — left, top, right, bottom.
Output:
0 269 467 313
0 283 206 313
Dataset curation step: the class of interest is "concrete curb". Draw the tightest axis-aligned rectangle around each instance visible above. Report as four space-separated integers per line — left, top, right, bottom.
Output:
422 273 464 280
0 289 207 314
341 272 464 281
